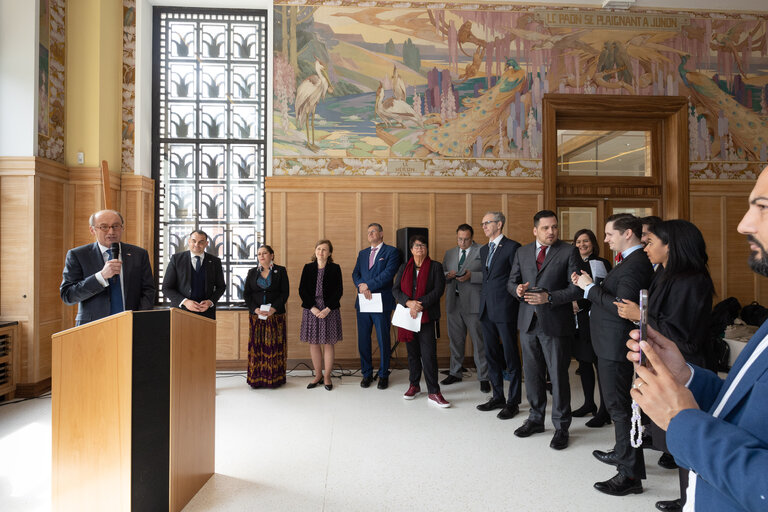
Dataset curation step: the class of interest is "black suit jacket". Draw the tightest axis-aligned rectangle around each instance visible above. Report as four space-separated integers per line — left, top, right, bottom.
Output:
648 269 713 367
587 248 654 362
574 255 612 362
60 242 155 326
507 239 585 336
161 251 226 319
243 265 290 314
478 236 521 323
298 261 343 310
392 259 445 322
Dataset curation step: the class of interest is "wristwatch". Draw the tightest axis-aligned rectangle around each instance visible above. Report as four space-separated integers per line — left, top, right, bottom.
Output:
547 293 553 304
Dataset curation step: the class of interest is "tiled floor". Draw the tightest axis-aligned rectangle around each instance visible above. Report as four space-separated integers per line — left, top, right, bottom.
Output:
1 365 679 511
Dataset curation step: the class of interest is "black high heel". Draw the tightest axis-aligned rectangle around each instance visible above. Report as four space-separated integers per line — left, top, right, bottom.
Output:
307 377 323 389
572 403 598 417
324 383 333 391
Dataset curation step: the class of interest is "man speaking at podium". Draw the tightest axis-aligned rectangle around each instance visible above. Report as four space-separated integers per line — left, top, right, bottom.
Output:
162 229 225 319
60 209 155 326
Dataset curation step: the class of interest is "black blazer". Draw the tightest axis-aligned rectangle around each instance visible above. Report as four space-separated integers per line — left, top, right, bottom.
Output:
162 251 226 319
507 239 585 336
478 236 521 323
60 242 155 325
574 255 612 361
587 248 654 362
298 261 343 310
392 259 446 322
648 269 713 367
243 265 290 314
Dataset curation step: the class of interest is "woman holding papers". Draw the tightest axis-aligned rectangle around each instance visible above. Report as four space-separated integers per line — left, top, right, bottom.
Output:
392 235 449 408
299 240 343 391
571 229 612 427
244 245 290 388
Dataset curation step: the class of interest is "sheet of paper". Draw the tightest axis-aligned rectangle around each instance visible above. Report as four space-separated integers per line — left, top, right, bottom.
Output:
358 293 383 313
258 303 271 320
590 260 608 281
392 304 422 332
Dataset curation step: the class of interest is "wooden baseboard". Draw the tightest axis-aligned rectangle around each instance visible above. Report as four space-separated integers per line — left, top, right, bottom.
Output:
14 378 51 398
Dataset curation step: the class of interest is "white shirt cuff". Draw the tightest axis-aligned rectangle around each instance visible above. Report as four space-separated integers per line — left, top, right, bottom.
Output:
684 363 695 388
583 283 595 298
95 272 108 287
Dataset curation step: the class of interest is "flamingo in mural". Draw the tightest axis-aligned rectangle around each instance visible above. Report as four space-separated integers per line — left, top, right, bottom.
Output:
295 59 334 152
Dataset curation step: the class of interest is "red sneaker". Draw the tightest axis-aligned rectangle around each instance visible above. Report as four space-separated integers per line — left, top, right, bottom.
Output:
428 392 451 408
403 384 421 400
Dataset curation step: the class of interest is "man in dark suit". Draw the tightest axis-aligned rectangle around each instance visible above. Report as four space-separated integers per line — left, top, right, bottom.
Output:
352 222 401 389
573 214 654 496
476 211 522 419
507 210 584 450
60 209 155 326
162 229 226 319
441 223 489 392
628 166 768 511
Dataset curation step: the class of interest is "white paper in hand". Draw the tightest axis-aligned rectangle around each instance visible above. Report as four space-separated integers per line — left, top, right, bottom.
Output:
392 304 422 332
259 303 271 320
590 260 608 281
358 293 383 313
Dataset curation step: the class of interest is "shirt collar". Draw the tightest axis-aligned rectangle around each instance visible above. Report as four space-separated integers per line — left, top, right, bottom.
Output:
370 242 384 252
622 244 644 259
489 234 503 246
98 242 120 254
535 240 551 251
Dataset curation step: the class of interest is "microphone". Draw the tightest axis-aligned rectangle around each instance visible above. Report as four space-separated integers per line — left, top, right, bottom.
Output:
110 242 120 260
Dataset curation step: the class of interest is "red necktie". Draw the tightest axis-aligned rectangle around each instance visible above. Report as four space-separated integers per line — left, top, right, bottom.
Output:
615 253 623 264
536 245 547 271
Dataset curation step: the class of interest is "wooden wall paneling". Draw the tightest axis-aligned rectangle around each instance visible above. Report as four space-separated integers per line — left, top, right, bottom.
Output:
690 195 724 299
239 311 249 363
725 196 754 304
398 193 430 233
214 310 239 360
506 193 540 245
472 194 502 234
361 192 396 240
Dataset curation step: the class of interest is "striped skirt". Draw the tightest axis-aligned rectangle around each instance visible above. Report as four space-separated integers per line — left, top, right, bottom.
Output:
247 313 287 388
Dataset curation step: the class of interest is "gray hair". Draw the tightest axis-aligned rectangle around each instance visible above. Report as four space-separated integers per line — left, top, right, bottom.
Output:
485 211 505 228
89 210 125 227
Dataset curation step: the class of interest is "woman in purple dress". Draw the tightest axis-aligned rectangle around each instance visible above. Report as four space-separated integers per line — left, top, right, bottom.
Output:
299 240 343 391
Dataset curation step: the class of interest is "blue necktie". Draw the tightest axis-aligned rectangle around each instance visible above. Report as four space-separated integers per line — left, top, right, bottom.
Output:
195 256 201 272
486 242 496 269
107 249 124 314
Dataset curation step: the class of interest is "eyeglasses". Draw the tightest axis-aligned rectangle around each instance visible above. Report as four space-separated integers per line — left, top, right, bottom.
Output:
481 220 499 226
412 243 427 249
94 224 123 232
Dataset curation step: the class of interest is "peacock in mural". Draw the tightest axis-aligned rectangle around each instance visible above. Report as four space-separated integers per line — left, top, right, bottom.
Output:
679 55 768 160
418 58 527 157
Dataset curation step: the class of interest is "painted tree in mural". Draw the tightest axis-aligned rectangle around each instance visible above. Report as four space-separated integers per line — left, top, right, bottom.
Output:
274 6 317 71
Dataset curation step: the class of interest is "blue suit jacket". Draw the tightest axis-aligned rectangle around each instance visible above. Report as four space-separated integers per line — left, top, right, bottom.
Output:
666 319 768 511
352 243 400 312
60 242 155 325
478 236 521 323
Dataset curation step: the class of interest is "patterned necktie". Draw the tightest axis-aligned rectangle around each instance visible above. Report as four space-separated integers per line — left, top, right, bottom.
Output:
615 253 624 265
486 242 496 268
106 249 124 314
368 247 378 269
458 249 466 269
536 245 547 271
195 255 201 272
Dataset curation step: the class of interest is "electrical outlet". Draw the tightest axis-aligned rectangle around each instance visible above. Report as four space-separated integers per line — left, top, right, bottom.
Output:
77 152 84 165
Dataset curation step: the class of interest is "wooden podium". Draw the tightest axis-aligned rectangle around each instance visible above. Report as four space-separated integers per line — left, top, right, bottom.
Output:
52 309 216 512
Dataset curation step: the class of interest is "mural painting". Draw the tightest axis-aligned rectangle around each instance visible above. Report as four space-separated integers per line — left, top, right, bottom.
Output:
272 2 768 179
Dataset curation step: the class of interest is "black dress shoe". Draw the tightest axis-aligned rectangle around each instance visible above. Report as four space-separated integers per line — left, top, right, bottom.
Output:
550 429 569 450
440 374 462 385
657 452 678 469
480 380 491 393
593 473 642 496
307 379 322 389
496 405 519 420
572 403 597 417
324 383 333 391
360 376 373 388
377 376 388 389
476 397 505 411
655 498 682 511
441 367 467 375
592 449 619 467
514 420 545 438
585 413 611 428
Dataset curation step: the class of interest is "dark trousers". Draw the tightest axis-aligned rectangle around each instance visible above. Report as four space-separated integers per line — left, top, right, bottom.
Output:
576 360 608 418
357 311 392 379
597 357 646 480
520 330 572 430
481 316 521 405
405 321 439 394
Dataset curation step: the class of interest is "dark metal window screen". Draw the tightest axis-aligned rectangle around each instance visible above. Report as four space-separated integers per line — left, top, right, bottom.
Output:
153 7 267 305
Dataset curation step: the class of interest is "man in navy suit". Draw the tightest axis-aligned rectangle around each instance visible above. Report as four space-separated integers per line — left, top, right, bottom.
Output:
60 210 155 326
352 223 401 389
476 211 522 420
628 167 768 512
162 229 226 320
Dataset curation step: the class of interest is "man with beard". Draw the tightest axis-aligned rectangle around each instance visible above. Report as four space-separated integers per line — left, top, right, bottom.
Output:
627 167 768 512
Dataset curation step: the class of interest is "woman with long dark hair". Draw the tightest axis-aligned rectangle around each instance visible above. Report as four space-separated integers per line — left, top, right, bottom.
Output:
571 229 612 427
615 219 714 512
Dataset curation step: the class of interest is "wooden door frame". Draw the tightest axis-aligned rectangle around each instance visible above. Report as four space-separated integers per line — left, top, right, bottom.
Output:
542 94 689 220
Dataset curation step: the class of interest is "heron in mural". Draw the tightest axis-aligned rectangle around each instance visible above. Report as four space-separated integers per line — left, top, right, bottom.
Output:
295 59 334 152
374 82 424 128
392 65 407 101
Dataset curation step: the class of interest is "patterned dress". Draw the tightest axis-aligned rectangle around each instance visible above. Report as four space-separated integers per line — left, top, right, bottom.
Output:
247 272 287 388
300 266 342 344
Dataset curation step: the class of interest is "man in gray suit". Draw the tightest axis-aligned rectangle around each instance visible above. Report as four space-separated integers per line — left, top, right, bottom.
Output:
507 210 584 450
441 224 490 392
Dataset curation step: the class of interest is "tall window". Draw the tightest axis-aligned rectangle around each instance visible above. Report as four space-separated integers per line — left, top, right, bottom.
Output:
153 7 268 304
